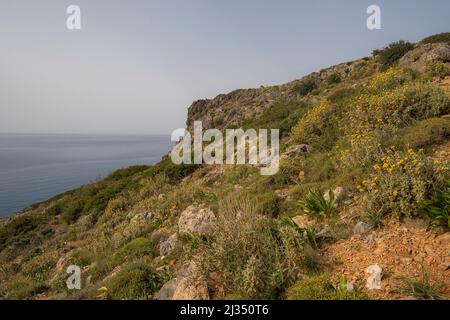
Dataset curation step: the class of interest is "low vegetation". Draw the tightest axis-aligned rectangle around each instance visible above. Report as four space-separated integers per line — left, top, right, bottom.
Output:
420 181 450 228
372 40 414 69
286 273 368 300
299 189 335 218
395 267 443 300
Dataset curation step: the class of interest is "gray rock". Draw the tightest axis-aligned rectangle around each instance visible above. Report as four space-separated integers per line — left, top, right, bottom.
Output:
323 186 347 203
79 214 97 229
354 221 370 235
365 264 382 290
154 277 181 300
178 206 216 235
131 211 154 224
172 277 209 300
315 226 333 240
282 144 309 159
400 43 450 73
150 228 170 245
159 233 182 256
154 262 209 300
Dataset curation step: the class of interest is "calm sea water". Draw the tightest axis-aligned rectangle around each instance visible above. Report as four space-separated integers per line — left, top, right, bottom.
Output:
0 134 171 216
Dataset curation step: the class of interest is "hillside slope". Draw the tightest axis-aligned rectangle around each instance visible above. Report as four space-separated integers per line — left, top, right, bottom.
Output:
1 34 450 300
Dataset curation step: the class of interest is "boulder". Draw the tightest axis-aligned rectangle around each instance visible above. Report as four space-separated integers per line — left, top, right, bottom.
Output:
154 262 209 300
172 277 209 300
178 206 217 235
154 277 181 300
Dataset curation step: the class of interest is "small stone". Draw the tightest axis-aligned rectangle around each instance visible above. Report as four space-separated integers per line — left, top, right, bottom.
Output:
353 221 370 235
365 234 375 245
400 257 412 264
323 186 347 204
346 280 355 293
292 215 315 229
298 171 305 181
435 233 450 247
365 264 382 290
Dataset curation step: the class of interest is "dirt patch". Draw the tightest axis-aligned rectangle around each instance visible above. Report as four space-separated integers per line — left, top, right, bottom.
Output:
324 219 450 299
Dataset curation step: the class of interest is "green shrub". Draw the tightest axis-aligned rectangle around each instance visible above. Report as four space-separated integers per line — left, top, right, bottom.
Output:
421 32 450 45
299 189 335 218
143 157 200 183
70 248 94 267
286 273 367 300
0 214 48 250
4 275 46 300
395 266 443 300
291 100 337 146
24 261 54 282
359 149 448 221
45 203 64 216
106 263 169 300
420 181 450 228
295 79 317 96
429 61 450 79
114 237 155 264
373 40 414 68
328 87 361 103
139 173 170 198
396 118 450 149
197 194 304 299
327 73 341 84
61 201 84 224
250 190 281 217
340 73 449 168
242 101 310 138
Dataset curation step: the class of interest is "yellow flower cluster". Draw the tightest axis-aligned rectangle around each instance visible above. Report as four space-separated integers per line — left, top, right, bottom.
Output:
366 66 409 91
374 148 417 173
291 100 332 142
356 147 449 218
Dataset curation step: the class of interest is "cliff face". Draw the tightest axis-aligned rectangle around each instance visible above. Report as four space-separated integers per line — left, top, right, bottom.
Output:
1 35 450 301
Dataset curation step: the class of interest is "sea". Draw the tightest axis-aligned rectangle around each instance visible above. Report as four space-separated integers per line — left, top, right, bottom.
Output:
0 133 171 216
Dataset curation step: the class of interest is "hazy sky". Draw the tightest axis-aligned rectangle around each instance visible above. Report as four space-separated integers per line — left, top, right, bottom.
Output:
0 0 449 134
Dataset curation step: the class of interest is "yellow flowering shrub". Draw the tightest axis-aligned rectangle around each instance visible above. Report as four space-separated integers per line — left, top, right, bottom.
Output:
358 148 449 220
291 100 336 145
340 68 449 167
366 66 412 92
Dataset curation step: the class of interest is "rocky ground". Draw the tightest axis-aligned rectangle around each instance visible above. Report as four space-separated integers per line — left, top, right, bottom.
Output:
325 219 449 299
